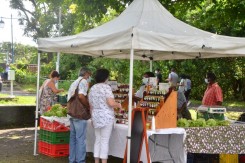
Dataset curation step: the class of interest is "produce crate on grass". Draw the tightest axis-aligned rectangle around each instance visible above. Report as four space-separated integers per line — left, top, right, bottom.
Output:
38 141 69 157
40 116 70 132
39 129 70 144
197 111 224 121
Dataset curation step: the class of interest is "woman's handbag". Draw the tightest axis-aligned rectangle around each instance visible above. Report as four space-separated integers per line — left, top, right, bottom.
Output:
67 80 91 120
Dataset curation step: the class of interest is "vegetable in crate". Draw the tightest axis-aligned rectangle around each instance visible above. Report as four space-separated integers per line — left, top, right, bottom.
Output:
206 119 217 127
43 104 67 117
195 118 206 127
177 118 189 127
216 120 230 126
51 104 61 112
189 120 198 127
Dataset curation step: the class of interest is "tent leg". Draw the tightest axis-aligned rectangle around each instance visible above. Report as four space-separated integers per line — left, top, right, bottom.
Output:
55 7 61 88
56 52 60 88
34 51 41 156
127 48 134 163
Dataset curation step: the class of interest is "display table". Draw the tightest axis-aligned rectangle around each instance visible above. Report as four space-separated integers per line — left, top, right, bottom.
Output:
185 124 245 154
86 120 186 163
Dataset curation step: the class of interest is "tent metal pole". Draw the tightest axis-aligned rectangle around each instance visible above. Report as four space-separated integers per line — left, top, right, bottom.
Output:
127 48 134 163
56 7 61 88
150 60 153 72
34 51 41 156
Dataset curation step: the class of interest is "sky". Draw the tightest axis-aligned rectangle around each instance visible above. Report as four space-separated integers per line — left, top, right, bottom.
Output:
0 0 37 46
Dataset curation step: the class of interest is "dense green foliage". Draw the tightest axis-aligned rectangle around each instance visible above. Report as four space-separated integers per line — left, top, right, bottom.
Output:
5 0 245 101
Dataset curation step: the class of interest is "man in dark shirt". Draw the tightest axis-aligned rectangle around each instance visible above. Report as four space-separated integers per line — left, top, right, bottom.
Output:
155 68 162 85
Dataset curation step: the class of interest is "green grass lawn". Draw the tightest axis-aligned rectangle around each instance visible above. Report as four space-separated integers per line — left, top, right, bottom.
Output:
190 100 245 109
0 94 36 105
21 84 37 93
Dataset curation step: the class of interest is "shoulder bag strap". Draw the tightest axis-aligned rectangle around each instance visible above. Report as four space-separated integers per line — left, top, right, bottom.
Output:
74 78 84 96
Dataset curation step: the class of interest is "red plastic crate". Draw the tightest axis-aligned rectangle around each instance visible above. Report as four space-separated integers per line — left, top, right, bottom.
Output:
40 117 70 132
38 141 69 157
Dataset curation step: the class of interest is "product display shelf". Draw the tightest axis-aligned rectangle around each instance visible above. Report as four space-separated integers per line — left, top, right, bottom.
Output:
137 90 177 129
113 84 129 104
136 90 164 129
113 84 130 125
139 94 163 116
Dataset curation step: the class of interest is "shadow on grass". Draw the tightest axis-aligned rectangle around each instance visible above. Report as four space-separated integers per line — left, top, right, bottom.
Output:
0 128 123 163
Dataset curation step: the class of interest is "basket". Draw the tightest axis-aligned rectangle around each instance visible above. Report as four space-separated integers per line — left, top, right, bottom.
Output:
40 117 70 132
38 141 69 157
39 129 70 144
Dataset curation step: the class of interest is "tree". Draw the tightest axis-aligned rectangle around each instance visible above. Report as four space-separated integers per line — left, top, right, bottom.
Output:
9 0 245 101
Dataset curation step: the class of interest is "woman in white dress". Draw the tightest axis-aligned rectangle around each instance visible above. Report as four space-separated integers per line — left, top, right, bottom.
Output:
88 69 122 163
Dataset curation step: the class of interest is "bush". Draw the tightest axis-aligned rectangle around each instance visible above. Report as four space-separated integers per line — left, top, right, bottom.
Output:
58 80 74 91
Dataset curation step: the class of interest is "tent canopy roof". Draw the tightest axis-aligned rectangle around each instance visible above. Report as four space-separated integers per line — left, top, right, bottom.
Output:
38 0 245 60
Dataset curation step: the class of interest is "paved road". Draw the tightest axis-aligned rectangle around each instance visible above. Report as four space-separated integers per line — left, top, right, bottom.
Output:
1 90 36 96
1 83 36 96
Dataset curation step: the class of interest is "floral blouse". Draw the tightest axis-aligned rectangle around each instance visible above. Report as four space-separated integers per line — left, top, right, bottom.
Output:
88 83 115 128
39 79 57 114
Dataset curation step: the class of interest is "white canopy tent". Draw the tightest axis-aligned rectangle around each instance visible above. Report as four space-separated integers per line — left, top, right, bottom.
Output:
38 0 245 60
36 0 245 161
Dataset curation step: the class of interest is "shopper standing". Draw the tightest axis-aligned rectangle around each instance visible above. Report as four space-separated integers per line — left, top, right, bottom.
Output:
185 75 192 104
202 72 223 106
166 68 179 86
39 70 64 114
67 67 92 163
135 71 155 99
155 68 162 85
88 69 122 163
178 74 187 93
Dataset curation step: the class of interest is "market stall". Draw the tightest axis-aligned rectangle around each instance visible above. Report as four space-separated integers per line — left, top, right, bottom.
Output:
36 0 245 160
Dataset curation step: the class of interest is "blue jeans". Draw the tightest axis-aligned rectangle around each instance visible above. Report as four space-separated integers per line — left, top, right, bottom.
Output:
69 118 87 163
